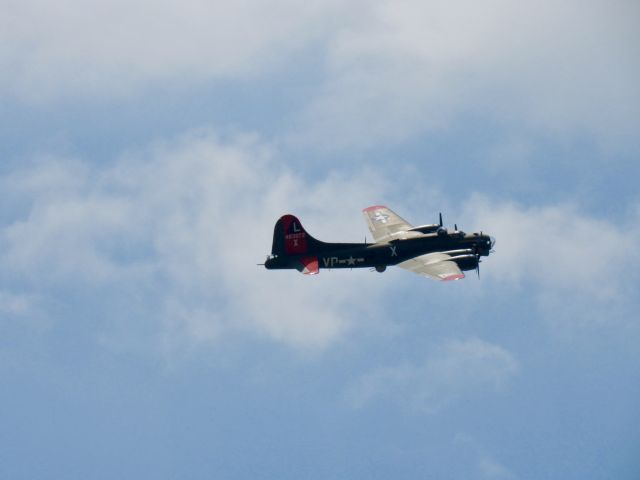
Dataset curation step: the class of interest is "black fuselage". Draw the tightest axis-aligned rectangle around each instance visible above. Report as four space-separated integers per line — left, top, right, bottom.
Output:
265 231 493 272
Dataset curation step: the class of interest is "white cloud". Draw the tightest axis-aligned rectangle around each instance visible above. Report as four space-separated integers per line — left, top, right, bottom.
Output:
478 457 518 480
300 0 640 150
4 0 637 154
460 195 640 333
454 433 519 480
1 129 385 352
6 0 638 137
0 0 361 101
346 338 518 412
0 290 31 316
0 290 50 334
3 130 637 352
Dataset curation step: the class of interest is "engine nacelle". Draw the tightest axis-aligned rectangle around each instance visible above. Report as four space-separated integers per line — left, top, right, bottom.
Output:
407 224 440 234
449 254 479 272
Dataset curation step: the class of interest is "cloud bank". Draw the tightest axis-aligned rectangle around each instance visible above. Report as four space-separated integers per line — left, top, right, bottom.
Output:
3 130 638 354
4 0 637 154
302 0 640 149
461 195 640 334
0 0 359 100
1 130 385 352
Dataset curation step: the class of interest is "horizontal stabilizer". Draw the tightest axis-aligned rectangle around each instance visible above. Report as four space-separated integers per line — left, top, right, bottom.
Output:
297 256 319 275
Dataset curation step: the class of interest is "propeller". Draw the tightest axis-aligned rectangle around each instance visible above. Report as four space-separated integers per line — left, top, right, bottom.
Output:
436 212 449 236
472 244 481 279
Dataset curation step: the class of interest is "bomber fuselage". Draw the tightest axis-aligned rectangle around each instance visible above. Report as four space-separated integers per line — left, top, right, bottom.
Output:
265 231 493 272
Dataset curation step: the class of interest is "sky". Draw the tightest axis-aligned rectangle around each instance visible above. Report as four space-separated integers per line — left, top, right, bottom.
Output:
1 1 639 478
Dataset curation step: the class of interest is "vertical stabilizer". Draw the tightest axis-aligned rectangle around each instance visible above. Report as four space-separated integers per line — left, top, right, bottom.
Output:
271 214 324 256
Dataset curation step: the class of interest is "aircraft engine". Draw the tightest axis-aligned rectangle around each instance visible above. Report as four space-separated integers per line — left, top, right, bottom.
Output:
450 254 479 271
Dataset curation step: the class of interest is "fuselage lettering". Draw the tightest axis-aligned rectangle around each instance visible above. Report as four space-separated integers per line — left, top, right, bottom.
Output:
322 257 339 267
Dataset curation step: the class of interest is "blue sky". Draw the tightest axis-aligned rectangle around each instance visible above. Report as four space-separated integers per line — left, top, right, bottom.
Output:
1 1 639 478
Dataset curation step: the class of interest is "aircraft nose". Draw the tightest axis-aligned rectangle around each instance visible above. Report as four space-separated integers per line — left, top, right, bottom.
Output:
489 236 496 249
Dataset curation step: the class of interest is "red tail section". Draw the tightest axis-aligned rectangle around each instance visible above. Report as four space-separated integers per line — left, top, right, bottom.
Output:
270 214 327 267
281 214 308 254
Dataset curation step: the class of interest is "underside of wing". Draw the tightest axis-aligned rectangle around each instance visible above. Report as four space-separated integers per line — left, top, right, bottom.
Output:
396 253 465 281
362 205 420 243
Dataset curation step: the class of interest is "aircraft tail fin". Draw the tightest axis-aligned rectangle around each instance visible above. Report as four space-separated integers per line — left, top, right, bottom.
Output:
271 214 325 257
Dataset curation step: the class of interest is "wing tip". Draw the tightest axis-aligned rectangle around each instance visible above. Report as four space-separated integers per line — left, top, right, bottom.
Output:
440 273 465 281
363 205 388 213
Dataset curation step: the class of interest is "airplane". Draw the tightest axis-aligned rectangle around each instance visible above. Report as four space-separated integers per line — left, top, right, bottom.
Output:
263 206 495 281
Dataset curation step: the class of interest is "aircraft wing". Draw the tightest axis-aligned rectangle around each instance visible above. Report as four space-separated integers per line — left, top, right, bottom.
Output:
396 252 465 281
362 205 416 243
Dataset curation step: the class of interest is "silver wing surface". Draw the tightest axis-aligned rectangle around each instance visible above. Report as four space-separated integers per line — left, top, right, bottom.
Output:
396 253 465 281
362 205 421 243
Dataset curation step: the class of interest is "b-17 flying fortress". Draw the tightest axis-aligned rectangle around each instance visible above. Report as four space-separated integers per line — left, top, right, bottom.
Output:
264 206 495 281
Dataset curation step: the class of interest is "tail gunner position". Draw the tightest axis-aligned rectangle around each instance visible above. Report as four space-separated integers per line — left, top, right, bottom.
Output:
264 206 495 281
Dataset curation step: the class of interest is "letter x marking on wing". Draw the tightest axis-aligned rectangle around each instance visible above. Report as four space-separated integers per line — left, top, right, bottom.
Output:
389 245 397 257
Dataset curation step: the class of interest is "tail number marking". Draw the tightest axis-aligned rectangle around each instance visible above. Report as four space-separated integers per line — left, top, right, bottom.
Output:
285 231 305 247
323 257 339 267
322 256 365 267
